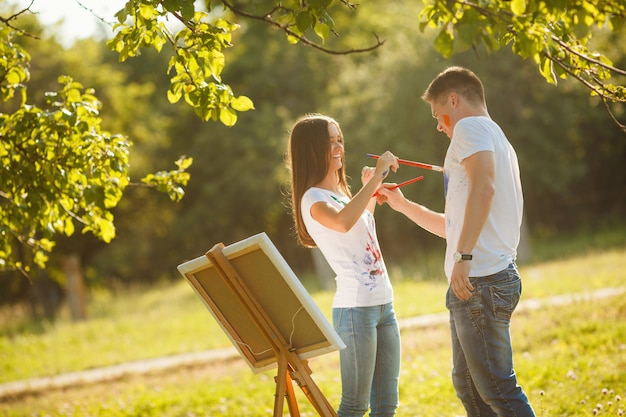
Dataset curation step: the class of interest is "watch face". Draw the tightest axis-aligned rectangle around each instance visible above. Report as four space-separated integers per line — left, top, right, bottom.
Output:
454 252 471 262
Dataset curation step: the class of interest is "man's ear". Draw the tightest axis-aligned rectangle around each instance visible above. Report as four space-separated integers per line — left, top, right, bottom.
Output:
450 92 458 107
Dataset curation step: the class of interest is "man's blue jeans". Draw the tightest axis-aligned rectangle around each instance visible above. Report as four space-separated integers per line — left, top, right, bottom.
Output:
446 265 536 417
333 303 401 417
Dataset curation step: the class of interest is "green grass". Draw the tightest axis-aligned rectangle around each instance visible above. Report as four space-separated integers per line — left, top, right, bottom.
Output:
0 223 625 416
2 278 624 417
1 248 624 385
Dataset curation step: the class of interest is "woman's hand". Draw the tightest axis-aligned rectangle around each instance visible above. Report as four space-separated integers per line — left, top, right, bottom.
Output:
375 151 399 179
362 151 398 185
361 166 376 186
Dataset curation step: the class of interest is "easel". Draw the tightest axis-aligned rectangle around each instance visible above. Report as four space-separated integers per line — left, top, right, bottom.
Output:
206 243 337 417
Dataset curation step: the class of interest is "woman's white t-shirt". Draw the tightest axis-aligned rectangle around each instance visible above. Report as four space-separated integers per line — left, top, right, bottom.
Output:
301 188 393 308
443 116 523 280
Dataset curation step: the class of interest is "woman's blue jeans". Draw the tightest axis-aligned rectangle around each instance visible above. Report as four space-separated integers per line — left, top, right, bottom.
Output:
332 303 401 417
446 265 536 417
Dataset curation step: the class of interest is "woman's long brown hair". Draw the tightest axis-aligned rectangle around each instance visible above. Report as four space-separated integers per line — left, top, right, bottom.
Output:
286 114 351 247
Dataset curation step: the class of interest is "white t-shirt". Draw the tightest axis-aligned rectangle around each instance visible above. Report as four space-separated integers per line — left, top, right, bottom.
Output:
443 116 523 280
301 188 393 308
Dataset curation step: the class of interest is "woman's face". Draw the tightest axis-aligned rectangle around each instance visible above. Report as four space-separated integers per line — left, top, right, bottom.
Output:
327 122 344 173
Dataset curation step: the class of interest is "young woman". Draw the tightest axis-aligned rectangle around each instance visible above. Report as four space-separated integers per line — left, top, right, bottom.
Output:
286 113 401 417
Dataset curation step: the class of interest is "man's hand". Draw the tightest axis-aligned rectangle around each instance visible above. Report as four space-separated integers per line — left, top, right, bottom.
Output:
450 261 474 300
375 186 404 209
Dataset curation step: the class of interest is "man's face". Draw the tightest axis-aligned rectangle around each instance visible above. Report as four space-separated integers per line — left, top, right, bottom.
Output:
430 94 455 139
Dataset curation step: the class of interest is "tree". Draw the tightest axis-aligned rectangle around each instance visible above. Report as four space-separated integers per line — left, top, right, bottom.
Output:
0 11 191 275
100 0 626 132
106 0 382 125
419 0 626 132
0 0 383 275
2 0 625 276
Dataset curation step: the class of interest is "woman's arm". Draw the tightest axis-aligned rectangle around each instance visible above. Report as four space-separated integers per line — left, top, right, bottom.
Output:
311 152 398 232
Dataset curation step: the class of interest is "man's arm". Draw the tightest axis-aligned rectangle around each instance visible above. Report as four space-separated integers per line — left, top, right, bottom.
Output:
450 150 495 300
456 150 495 256
376 187 446 238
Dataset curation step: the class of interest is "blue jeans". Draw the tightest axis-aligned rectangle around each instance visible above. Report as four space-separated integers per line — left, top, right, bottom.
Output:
333 303 401 417
446 265 536 417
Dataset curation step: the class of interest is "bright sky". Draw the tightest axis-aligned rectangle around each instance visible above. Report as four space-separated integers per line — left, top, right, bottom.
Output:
8 0 128 46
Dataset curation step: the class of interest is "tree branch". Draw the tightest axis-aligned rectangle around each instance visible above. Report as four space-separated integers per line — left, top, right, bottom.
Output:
73 0 113 27
0 0 40 40
601 97 626 133
220 0 385 55
546 53 608 96
550 34 626 77
547 53 626 133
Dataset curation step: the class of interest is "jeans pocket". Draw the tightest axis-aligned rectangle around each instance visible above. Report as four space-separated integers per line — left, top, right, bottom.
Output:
446 286 464 310
489 275 521 320
333 308 354 335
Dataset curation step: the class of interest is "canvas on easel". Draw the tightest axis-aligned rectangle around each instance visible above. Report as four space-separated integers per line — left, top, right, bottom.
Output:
177 232 345 416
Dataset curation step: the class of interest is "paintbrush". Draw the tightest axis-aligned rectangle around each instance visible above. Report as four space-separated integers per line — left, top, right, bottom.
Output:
367 154 444 173
373 176 424 197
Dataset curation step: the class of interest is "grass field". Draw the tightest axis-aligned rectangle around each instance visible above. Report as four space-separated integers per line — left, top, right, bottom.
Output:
0 225 625 416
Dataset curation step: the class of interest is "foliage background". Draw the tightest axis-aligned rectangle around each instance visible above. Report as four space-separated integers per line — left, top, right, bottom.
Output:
0 1 624 311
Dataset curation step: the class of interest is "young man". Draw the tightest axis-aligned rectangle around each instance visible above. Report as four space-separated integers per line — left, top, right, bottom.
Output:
377 66 536 417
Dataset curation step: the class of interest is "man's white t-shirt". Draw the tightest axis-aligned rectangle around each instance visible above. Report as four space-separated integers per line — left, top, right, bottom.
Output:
301 188 393 308
443 116 523 280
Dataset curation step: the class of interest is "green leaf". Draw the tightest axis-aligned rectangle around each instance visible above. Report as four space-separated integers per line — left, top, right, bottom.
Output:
180 1 195 21
162 0 178 13
5 69 23 85
314 22 330 42
230 95 254 112
64 216 75 236
138 3 159 20
167 84 183 103
175 156 193 170
219 107 237 126
539 56 557 85
511 0 526 16
96 217 116 243
286 33 300 44
33 250 50 269
296 11 313 33
434 29 454 58
309 0 332 11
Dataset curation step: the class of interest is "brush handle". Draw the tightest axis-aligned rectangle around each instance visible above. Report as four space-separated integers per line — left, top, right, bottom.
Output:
373 176 424 197
394 175 425 188
367 154 444 173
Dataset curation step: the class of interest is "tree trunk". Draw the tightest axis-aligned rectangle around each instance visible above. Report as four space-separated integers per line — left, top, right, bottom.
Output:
63 254 88 321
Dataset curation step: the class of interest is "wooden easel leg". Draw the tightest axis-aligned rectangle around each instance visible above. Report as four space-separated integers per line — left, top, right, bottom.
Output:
290 361 337 417
274 357 301 417
274 357 288 417
284 371 300 417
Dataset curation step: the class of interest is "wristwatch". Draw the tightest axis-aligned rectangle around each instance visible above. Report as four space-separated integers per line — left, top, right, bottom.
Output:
453 252 473 263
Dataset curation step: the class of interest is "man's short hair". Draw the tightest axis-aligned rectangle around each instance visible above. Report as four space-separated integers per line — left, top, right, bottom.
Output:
422 66 485 105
